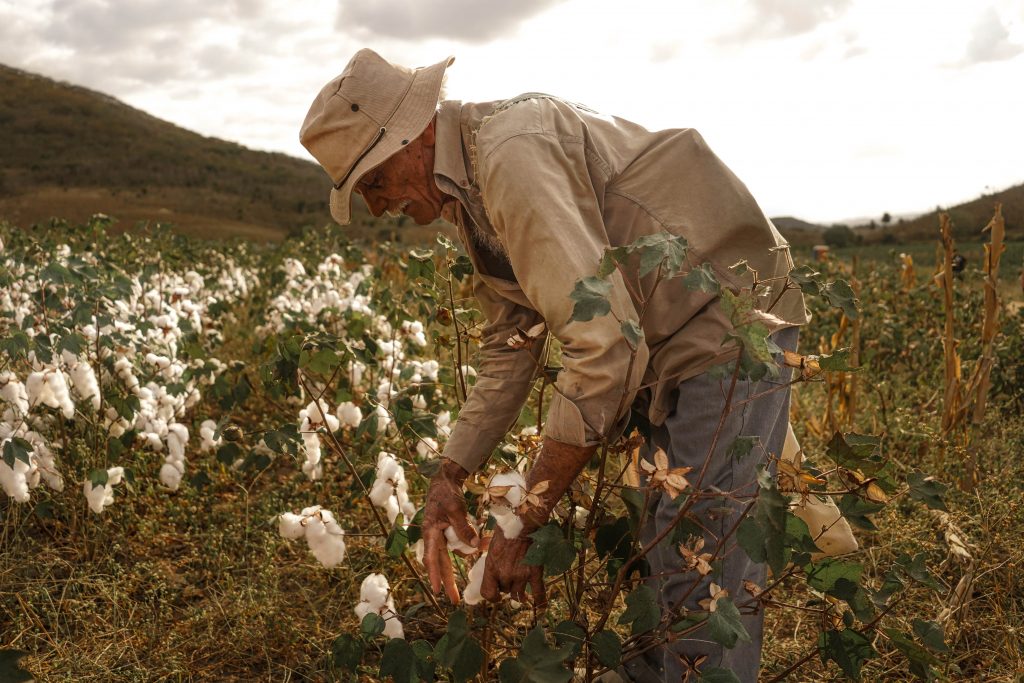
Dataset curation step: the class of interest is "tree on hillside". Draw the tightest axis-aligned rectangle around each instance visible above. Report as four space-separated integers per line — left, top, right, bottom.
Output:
823 224 858 247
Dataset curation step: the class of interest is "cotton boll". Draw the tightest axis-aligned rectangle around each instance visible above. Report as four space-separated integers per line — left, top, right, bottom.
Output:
305 514 347 568
354 601 374 622
159 462 183 490
0 373 30 416
462 553 488 606
359 573 391 607
444 526 477 555
278 512 306 539
488 471 527 508
382 607 405 639
493 511 524 540
106 466 124 487
384 496 401 525
336 401 362 429
416 437 438 459
0 456 32 503
166 423 189 459
368 478 394 507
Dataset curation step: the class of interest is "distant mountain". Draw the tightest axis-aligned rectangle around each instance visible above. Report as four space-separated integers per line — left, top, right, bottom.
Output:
0 63 352 240
889 184 1023 242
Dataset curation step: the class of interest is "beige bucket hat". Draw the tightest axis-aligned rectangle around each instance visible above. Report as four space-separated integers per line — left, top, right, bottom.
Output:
300 48 454 225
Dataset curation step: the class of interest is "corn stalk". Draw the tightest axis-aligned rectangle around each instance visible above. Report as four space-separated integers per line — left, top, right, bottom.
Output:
962 203 1005 424
937 213 962 434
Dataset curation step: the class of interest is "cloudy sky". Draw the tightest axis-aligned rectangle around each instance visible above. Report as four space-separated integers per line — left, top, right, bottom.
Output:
2 0 1022 223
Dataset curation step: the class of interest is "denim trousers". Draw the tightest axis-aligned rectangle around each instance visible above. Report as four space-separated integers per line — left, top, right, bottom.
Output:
622 327 798 683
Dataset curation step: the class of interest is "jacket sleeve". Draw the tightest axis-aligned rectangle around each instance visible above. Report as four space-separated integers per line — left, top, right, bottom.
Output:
441 273 544 472
476 131 649 447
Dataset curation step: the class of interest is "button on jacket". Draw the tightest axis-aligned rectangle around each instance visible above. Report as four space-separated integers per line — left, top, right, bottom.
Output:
432 96 808 473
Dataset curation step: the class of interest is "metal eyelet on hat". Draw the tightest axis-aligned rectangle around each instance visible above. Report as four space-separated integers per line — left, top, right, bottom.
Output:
401 139 409 145
351 103 359 112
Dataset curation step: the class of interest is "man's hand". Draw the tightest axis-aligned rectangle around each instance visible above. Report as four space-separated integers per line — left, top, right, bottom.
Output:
481 526 546 605
480 437 598 605
423 458 479 603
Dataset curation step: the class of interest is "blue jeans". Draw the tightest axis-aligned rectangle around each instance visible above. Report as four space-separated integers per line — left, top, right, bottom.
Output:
623 327 798 683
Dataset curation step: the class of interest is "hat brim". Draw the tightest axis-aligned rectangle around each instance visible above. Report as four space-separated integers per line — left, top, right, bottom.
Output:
329 55 453 226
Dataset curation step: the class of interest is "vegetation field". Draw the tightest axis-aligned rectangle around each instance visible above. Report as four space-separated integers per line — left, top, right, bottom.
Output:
1 214 1022 682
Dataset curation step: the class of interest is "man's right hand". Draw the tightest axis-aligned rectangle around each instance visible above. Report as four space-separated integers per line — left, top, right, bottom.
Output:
423 458 479 603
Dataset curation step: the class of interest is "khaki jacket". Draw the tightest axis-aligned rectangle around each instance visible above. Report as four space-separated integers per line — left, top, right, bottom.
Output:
432 96 808 472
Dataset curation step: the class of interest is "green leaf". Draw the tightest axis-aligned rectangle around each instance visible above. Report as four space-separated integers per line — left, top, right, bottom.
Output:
88 468 109 489
386 518 409 558
620 319 644 350
884 628 940 681
727 436 759 461
497 626 573 683
751 467 790 574
707 598 751 649
553 621 586 658
524 523 576 576
682 263 721 294
2 437 33 469
826 432 884 474
360 613 385 638
819 348 860 372
821 279 860 320
0 649 34 683
216 442 241 467
411 639 436 682
379 637 417 683
304 348 341 375
805 558 864 595
434 611 484 683
590 630 622 669
330 634 364 675
450 254 474 281
698 667 741 683
598 246 629 278
818 629 875 680
907 472 947 511
595 517 634 578
568 276 612 323
894 553 943 592
407 249 436 282
838 494 884 531
618 584 660 636
789 265 822 295
912 619 949 653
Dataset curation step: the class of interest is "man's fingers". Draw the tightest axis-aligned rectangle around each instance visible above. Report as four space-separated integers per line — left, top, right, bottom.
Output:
422 526 445 594
481 560 500 602
530 570 547 608
438 544 461 604
447 507 480 548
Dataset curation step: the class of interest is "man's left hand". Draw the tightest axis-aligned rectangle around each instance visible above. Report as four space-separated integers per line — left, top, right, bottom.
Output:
480 526 546 605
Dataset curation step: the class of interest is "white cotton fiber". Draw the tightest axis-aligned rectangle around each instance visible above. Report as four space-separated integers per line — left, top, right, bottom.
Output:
462 553 488 606
278 512 306 539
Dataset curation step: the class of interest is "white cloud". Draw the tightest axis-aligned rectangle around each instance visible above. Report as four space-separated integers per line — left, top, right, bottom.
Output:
337 0 567 43
961 7 1023 64
718 0 852 43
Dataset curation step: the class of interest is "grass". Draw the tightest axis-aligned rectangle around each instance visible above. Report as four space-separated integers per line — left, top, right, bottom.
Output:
2 225 1024 681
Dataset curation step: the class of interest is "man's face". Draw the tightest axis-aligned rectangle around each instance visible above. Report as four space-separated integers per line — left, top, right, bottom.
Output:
355 119 448 226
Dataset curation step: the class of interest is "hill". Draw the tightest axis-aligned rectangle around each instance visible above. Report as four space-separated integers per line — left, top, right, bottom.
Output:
885 183 1024 242
0 63 349 240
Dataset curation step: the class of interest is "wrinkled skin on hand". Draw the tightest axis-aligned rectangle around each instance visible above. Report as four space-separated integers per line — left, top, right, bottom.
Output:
423 458 479 603
481 526 546 605
481 438 597 606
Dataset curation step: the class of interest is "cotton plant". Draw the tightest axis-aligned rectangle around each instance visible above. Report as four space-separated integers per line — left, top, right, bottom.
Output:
198 419 222 453
297 399 340 481
160 423 188 490
25 368 75 420
485 470 529 540
61 351 101 412
277 505 347 568
335 401 363 430
83 466 125 514
354 573 404 639
369 451 417 525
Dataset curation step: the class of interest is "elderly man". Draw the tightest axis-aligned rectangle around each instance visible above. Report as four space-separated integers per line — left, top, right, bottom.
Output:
301 49 807 682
